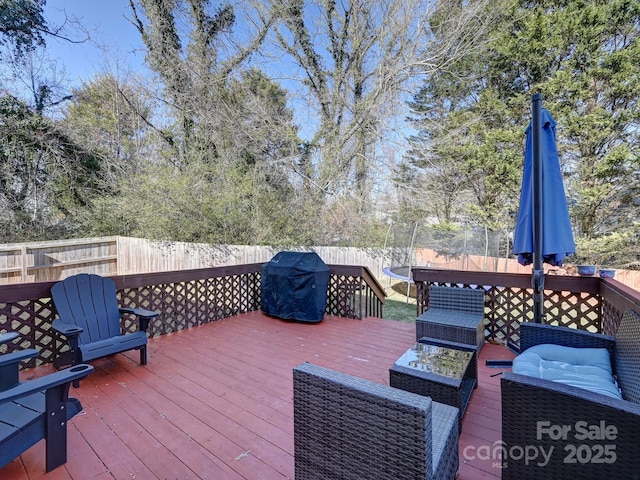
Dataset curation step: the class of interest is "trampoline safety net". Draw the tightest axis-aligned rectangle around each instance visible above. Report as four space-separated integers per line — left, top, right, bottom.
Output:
383 223 506 282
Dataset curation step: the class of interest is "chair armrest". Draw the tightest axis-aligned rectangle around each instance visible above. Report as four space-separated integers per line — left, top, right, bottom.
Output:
0 349 39 391
0 348 38 368
119 307 159 319
119 308 158 333
52 318 83 337
0 332 18 344
520 322 616 353
0 364 93 405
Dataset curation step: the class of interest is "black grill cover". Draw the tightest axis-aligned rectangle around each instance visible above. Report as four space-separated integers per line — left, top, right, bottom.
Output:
261 251 330 323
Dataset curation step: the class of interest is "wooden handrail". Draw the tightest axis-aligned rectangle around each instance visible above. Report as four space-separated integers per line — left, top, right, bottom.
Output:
0 263 387 305
412 268 602 294
328 264 386 304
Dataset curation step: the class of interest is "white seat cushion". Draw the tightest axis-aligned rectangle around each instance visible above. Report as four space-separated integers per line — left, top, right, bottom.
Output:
513 344 622 399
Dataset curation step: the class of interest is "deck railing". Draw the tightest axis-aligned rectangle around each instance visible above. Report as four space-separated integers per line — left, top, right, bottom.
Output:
0 264 385 367
412 268 640 346
3 264 639 367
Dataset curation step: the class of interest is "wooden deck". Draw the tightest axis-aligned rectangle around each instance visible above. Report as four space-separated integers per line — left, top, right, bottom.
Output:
3 312 515 480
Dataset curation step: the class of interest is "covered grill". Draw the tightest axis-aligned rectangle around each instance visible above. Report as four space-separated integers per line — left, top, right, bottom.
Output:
261 252 330 323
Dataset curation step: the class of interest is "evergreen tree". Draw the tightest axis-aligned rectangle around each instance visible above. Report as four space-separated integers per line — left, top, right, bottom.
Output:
406 0 640 266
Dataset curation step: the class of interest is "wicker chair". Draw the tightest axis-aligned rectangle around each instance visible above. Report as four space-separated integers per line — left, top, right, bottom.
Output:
501 309 640 480
416 285 486 352
293 362 459 480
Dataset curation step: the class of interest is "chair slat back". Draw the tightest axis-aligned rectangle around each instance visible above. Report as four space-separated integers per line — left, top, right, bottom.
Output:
51 274 122 345
614 309 640 404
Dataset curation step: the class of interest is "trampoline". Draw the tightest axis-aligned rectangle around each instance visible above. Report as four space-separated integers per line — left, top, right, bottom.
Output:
382 222 508 291
382 265 413 282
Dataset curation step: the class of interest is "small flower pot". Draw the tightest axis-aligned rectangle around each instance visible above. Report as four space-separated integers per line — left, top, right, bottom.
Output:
599 269 616 279
577 265 596 276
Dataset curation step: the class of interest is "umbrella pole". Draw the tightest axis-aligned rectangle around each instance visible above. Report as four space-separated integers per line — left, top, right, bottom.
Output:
532 94 545 323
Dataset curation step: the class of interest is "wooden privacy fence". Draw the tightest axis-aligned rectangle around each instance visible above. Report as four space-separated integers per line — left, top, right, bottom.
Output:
0 237 390 285
0 264 385 368
1 236 639 291
0 237 119 284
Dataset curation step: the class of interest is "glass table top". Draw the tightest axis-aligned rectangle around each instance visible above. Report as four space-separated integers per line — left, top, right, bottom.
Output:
394 342 473 379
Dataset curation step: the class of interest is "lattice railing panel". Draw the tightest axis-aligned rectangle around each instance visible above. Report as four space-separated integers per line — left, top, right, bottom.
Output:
119 284 171 335
0 268 270 367
0 299 58 368
485 286 530 345
5 266 632 368
544 290 601 332
327 275 363 319
415 279 607 347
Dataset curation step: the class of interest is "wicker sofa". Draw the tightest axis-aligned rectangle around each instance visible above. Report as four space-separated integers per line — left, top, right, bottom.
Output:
293 362 459 480
501 309 640 480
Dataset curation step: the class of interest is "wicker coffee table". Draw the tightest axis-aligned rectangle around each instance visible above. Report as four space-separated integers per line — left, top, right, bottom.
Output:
390 337 477 429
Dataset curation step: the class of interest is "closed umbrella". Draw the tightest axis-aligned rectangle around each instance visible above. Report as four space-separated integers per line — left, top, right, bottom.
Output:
513 94 575 323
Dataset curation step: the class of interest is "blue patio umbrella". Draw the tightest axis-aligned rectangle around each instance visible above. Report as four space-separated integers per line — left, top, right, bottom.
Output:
513 94 575 323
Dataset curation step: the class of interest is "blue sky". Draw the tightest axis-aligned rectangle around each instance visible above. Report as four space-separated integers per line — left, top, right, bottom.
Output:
39 1 404 150
45 0 148 85
42 1 319 137
38 0 404 197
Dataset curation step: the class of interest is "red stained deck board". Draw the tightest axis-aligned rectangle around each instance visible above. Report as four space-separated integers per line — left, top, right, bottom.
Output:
3 311 512 479
65 401 156 479
112 354 293 478
77 380 200 479
82 357 259 479
459 342 513 479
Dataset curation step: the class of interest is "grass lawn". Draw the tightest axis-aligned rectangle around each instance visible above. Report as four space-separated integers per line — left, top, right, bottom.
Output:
382 280 418 323
383 297 417 323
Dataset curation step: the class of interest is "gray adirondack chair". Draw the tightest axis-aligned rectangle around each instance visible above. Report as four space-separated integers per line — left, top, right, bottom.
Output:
51 274 158 378
0 332 93 472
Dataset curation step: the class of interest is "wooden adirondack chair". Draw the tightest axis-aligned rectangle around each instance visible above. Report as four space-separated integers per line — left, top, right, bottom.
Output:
51 274 159 376
0 332 93 472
